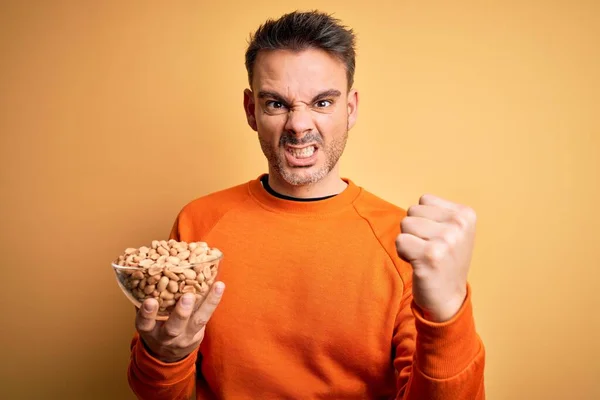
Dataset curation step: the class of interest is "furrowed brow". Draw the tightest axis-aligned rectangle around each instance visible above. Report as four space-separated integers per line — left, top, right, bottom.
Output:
257 91 288 104
311 89 342 102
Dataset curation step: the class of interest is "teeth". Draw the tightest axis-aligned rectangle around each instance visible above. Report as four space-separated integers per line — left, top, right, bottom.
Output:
289 146 315 158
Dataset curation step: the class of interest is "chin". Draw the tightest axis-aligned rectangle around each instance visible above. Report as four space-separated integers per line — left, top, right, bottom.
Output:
279 165 329 186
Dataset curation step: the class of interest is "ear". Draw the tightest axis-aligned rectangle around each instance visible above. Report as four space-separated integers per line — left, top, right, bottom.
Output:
243 89 258 132
347 88 359 130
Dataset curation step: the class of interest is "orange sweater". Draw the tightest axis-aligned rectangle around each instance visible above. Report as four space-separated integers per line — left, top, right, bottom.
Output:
127 175 485 399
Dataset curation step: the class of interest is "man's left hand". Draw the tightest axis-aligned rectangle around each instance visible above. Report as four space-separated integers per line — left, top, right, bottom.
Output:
395 194 477 322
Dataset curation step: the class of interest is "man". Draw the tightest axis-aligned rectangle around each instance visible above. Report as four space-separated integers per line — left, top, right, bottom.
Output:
127 10 485 399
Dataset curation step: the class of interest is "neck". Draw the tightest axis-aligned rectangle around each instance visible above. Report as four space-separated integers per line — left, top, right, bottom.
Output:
267 167 348 199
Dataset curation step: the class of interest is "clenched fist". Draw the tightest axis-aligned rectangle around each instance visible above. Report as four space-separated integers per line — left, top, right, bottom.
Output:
396 194 477 322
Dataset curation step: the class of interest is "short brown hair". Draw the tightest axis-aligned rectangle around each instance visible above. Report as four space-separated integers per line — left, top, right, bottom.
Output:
245 10 357 89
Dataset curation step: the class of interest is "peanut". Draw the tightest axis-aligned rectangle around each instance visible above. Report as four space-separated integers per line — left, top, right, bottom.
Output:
131 271 144 280
167 280 178 293
147 275 159 285
167 256 181 265
163 270 179 281
182 285 196 294
182 269 197 280
114 240 221 317
203 265 212 280
157 276 169 292
148 266 163 276
162 299 176 308
169 266 184 274
143 284 155 295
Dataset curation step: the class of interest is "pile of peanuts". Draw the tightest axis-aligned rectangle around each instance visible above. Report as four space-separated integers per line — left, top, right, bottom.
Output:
114 239 222 314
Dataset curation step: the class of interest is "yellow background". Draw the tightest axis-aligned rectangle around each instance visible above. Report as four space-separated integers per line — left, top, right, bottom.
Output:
1 1 598 399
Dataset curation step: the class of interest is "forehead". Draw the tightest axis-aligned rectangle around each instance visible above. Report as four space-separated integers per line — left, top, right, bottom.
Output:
252 48 347 96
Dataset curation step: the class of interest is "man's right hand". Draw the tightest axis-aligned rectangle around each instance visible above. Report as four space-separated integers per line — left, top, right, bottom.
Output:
135 281 225 363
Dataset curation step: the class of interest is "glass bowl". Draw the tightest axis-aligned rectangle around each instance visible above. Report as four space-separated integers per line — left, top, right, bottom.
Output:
112 246 223 320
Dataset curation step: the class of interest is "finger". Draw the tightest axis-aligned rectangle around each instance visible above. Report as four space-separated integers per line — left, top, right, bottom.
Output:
395 233 427 263
407 204 455 222
136 298 159 334
418 194 462 211
190 282 225 332
401 216 442 240
162 293 195 338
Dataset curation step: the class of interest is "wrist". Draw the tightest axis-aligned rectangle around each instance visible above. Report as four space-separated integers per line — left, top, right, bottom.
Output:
140 336 189 364
421 289 468 322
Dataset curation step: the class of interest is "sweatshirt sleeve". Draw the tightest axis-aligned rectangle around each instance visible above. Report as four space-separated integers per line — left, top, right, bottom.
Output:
393 283 486 400
127 333 198 400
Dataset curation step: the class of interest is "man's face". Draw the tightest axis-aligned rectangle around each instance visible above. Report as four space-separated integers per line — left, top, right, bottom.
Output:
243 48 358 186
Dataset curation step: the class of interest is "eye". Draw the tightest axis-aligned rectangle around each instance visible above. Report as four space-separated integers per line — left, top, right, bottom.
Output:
266 101 286 110
315 100 332 108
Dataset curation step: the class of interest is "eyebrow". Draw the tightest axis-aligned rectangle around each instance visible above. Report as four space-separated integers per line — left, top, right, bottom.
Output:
257 89 342 104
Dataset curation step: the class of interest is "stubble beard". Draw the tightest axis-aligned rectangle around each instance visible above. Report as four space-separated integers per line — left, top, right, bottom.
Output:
258 127 349 186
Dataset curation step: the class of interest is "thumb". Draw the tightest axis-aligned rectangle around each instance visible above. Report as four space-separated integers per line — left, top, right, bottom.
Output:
136 298 159 333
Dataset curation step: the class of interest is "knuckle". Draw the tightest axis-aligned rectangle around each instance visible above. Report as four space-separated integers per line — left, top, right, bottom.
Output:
395 233 407 250
136 322 152 333
424 243 446 265
400 217 413 232
450 211 468 229
135 316 154 333
441 228 458 246
164 326 181 338
464 207 477 224
206 294 221 307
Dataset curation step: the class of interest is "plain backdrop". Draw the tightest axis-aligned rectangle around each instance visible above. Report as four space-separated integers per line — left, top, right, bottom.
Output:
1 1 598 399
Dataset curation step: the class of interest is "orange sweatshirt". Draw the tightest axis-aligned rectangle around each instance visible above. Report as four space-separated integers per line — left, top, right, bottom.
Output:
127 175 485 399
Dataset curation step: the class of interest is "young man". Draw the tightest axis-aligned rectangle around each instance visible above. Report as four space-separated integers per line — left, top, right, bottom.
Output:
127 11 485 399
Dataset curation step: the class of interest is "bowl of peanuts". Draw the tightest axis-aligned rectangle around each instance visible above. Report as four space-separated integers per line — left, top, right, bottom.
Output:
111 239 223 320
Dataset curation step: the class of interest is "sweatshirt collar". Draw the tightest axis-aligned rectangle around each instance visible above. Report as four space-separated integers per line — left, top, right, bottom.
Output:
248 174 362 214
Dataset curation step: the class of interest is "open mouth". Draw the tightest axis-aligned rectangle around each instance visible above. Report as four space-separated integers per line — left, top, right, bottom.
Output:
284 144 318 167
287 145 316 158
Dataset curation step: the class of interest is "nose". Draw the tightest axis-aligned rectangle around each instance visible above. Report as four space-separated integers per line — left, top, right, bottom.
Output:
284 106 315 137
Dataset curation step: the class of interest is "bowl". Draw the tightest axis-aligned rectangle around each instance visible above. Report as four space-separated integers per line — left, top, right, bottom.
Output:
111 240 223 320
